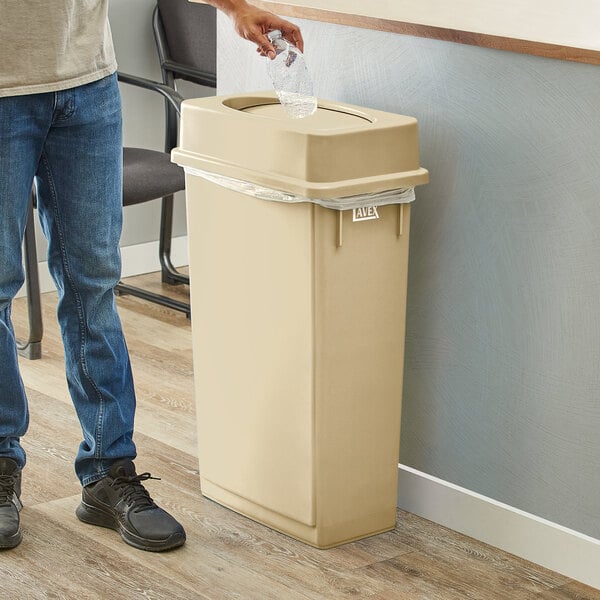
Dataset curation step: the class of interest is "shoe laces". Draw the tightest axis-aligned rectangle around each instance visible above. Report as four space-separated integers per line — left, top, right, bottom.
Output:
110 472 160 513
0 473 17 505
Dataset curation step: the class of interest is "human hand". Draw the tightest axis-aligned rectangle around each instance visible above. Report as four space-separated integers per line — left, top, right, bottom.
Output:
227 3 304 58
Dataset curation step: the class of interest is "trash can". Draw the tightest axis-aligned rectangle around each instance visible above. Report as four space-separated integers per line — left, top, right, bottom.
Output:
172 92 428 549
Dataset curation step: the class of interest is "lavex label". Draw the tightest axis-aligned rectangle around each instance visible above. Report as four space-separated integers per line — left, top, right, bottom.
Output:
352 206 380 222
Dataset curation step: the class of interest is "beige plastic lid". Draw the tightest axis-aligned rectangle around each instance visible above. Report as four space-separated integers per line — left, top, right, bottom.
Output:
172 91 428 199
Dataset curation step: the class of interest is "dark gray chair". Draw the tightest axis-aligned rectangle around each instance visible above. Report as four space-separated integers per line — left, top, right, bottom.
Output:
114 0 217 313
113 72 189 315
18 0 216 358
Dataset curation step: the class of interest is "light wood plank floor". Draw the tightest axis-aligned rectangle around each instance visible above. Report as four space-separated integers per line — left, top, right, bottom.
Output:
8 272 600 600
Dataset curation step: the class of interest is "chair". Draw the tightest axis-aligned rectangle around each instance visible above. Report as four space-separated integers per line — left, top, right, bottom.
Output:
114 0 217 312
114 72 189 315
18 0 217 358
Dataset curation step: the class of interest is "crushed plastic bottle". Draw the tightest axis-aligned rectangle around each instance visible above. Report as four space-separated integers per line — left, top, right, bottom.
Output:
266 29 317 119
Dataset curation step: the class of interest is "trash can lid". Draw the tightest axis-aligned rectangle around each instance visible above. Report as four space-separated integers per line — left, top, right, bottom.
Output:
172 92 428 199
238 102 372 130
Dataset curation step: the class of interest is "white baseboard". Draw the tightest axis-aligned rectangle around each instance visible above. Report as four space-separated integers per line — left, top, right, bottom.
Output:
16 235 189 298
397 464 600 589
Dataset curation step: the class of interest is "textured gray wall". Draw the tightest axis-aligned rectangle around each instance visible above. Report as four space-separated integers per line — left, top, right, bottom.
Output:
216 15 600 539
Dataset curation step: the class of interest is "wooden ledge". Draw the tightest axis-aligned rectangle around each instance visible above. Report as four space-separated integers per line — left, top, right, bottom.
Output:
250 1 600 67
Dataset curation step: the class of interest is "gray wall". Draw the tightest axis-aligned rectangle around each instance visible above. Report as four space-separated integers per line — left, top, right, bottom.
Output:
216 15 600 539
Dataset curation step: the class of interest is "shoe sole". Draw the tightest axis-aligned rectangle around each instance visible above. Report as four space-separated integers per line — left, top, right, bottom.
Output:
76 501 185 552
0 529 22 549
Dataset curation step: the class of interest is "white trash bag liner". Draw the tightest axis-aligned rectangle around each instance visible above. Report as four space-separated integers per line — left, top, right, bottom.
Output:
184 167 415 211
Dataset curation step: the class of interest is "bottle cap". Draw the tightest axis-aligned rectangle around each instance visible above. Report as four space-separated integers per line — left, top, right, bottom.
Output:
267 29 282 42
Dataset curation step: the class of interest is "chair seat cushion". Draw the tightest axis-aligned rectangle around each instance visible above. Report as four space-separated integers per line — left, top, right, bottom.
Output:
123 147 185 206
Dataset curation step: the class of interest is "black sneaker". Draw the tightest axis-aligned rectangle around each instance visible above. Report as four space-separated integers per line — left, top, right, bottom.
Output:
76 459 185 552
0 457 23 549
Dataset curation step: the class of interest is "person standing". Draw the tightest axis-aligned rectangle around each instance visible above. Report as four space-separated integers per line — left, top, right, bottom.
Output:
0 0 303 551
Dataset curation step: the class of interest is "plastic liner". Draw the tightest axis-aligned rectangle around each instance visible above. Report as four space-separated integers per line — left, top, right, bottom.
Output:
184 167 415 211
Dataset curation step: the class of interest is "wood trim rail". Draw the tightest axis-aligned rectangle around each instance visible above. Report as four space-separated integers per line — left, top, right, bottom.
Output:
250 1 600 67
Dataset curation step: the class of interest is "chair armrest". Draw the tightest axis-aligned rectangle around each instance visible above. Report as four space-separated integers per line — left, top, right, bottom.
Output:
117 71 184 115
162 60 217 89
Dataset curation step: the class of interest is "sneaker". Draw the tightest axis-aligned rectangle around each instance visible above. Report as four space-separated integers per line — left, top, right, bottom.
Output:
0 457 23 549
76 459 185 552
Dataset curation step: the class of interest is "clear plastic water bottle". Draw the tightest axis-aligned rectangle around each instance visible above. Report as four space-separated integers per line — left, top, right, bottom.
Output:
266 29 317 119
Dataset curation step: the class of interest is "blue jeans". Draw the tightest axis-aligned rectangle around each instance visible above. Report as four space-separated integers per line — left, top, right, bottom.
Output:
0 73 137 486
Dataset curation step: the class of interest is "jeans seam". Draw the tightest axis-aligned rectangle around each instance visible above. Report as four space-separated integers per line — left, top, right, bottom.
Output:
82 469 111 488
53 90 76 123
40 152 105 460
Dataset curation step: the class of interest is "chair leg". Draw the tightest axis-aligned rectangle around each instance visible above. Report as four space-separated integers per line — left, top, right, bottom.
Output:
159 195 189 286
114 281 190 319
17 195 43 360
115 196 190 319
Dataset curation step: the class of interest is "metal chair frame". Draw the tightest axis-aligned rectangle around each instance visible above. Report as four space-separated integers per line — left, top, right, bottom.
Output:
113 72 190 316
113 4 216 311
151 3 216 286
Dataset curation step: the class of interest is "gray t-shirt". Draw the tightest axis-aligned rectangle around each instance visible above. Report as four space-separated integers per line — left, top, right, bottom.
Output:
0 0 117 97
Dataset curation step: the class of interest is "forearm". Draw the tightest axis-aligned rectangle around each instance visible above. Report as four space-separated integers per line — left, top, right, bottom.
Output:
201 0 253 18
193 0 304 54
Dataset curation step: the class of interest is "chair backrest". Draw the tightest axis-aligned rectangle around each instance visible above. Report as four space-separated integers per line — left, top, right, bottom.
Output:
155 0 216 86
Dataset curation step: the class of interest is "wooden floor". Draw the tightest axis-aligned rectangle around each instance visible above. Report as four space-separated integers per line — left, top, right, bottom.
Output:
9 272 600 600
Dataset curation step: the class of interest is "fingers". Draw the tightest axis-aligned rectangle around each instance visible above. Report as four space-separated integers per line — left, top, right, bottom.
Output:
257 43 276 59
246 27 275 58
267 15 303 53
230 6 305 58
280 23 304 53
257 32 276 59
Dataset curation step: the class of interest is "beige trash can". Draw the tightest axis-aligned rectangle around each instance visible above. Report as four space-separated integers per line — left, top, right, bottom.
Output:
172 92 428 549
